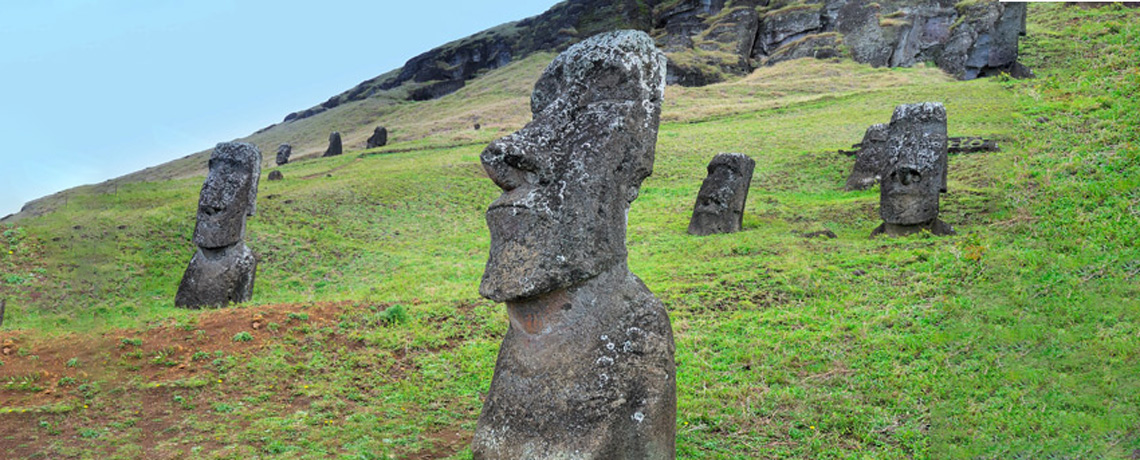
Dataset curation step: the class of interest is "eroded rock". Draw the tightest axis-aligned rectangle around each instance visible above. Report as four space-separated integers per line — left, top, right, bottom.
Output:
176 142 260 308
472 30 676 460
268 170 283 181
688 153 755 236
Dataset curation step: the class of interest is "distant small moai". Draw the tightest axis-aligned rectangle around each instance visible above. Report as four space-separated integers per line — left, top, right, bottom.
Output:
267 170 283 181
688 152 755 236
472 30 675 459
175 142 261 308
366 126 388 148
871 102 955 237
275 143 292 166
845 124 889 191
323 132 342 157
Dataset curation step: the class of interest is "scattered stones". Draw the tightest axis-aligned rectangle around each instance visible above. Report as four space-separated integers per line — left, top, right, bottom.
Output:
472 30 675 460
803 230 838 239
367 126 388 148
947 137 1000 154
473 122 481 130
268 170 283 181
845 124 890 191
175 142 261 308
871 103 955 237
688 153 755 236
852 269 866 277
323 132 342 157
276 143 292 165
1036 116 1050 124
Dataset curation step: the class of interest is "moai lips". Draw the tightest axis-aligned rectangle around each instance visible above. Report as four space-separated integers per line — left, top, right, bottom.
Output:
472 30 676 460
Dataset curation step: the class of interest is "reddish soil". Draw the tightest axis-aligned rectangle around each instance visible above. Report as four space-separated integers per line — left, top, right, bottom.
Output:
0 300 472 459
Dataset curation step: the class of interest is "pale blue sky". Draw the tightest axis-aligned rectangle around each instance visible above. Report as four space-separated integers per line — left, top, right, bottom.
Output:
0 0 558 217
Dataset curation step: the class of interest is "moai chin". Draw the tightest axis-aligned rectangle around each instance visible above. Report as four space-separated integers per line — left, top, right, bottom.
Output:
323 131 342 157
472 30 676 460
175 142 261 308
844 124 889 191
688 152 755 236
872 102 955 237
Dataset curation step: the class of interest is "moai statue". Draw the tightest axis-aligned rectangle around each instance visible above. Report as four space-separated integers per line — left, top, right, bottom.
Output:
175 142 261 308
844 124 889 191
267 170 283 181
323 131 342 157
687 152 755 236
871 102 955 237
276 143 292 166
366 126 388 148
471 31 676 459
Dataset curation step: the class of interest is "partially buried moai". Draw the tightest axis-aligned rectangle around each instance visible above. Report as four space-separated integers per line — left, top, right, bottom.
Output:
323 131 342 157
844 124 889 191
872 102 955 237
175 142 261 308
276 143 291 166
471 30 676 459
687 152 755 236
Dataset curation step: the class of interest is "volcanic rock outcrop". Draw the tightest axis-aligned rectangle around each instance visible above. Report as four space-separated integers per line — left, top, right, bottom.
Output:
472 30 675 459
323 132 342 157
282 0 1029 123
366 126 388 148
871 102 955 237
175 142 261 308
688 153 756 236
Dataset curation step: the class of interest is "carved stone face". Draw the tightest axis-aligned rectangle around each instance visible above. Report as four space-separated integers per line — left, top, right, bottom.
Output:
193 142 261 249
879 103 947 225
479 31 666 302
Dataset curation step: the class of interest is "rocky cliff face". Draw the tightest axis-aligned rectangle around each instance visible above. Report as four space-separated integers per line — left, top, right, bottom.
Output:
281 0 1027 123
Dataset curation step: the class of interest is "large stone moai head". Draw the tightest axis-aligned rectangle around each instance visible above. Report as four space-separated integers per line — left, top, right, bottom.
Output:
687 152 755 236
479 30 666 303
844 123 889 191
367 126 388 148
874 102 954 236
276 143 292 166
193 143 261 249
324 131 342 157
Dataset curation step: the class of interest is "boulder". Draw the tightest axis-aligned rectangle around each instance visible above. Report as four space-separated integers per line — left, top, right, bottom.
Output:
472 30 675 460
268 170 283 181
323 132 342 157
367 126 388 149
688 153 756 236
872 102 955 237
276 143 291 166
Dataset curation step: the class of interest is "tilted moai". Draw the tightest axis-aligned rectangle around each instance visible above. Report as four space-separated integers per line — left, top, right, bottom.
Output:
323 131 342 157
844 124 889 191
175 142 261 308
687 152 755 236
872 102 955 237
471 30 676 459
275 143 292 166
366 126 388 148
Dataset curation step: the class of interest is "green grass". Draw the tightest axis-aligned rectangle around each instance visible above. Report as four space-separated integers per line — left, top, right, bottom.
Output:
0 3 1138 458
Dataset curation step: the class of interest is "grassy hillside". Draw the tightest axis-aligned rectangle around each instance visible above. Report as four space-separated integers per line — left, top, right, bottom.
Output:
1 3 1138 458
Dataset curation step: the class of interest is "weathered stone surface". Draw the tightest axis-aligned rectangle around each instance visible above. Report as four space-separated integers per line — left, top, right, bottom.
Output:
175 244 257 308
267 170 283 181
873 102 954 237
276 143 291 166
323 132 342 157
845 123 889 191
472 30 675 460
947 136 1000 153
192 143 261 249
688 153 755 236
178 142 261 308
367 126 388 148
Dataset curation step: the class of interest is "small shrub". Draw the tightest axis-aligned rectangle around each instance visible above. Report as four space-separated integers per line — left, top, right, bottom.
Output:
120 338 142 347
267 322 281 332
377 304 408 326
66 357 79 368
57 377 77 386
233 331 253 342
78 428 101 439
287 312 309 322
191 351 212 361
